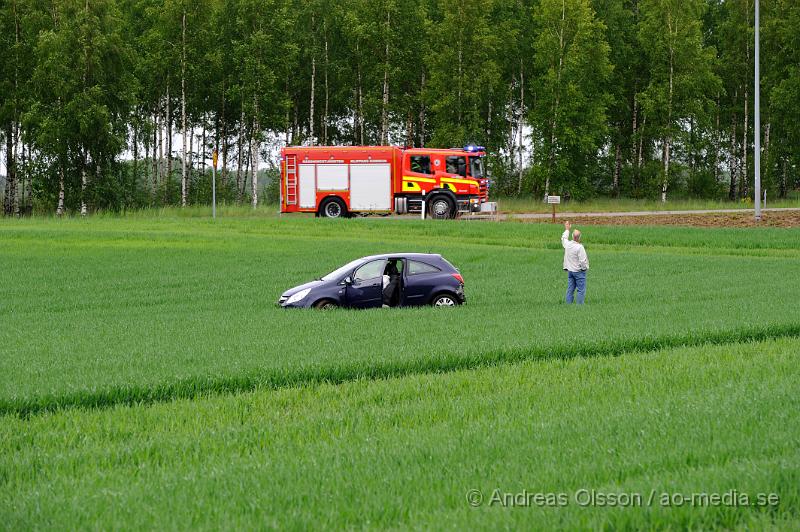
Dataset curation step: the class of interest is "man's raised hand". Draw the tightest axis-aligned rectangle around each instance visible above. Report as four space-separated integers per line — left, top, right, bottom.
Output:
564 221 571 231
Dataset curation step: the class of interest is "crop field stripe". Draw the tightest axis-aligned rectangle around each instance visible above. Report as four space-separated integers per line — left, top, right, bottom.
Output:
4 323 800 419
3 337 799 530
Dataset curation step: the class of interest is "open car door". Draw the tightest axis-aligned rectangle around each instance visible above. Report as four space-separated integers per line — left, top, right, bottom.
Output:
346 259 387 308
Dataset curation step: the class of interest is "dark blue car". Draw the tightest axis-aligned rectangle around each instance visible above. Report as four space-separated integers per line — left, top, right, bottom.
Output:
278 253 465 309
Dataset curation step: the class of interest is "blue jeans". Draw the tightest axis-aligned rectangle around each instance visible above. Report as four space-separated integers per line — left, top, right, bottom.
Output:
566 270 587 304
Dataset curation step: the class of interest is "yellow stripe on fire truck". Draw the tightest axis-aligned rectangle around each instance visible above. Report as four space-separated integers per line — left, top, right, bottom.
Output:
401 176 435 192
439 177 475 185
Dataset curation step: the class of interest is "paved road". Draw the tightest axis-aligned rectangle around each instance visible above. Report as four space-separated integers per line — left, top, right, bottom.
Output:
467 207 800 220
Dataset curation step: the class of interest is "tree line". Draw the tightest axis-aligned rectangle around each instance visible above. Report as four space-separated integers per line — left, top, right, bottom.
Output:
2 0 799 216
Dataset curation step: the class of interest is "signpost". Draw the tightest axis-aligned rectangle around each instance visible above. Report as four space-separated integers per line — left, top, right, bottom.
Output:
212 150 218 219
754 0 761 221
547 195 561 223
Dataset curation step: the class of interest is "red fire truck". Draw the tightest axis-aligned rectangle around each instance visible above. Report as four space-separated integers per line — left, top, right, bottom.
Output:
279 145 488 218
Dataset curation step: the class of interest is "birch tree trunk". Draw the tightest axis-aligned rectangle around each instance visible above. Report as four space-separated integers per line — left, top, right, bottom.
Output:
133 116 139 191
180 9 188 207
457 34 463 127
546 0 566 197
20 141 26 212
292 102 299 144
166 83 172 204
309 30 316 145
251 114 259 208
144 122 151 196
631 91 638 169
780 157 787 198
637 113 646 177
729 107 738 200
688 116 695 175
661 12 674 204
80 0 89 216
323 24 329 145
418 71 426 147
713 93 720 183
221 80 228 189
56 158 65 216
201 113 206 175
80 149 88 216
241 130 250 203
237 107 244 202
763 122 770 186
507 81 516 173
158 102 163 183
189 123 194 201
741 80 749 199
613 143 621 196
4 125 15 217
284 78 291 146
381 11 390 145
153 108 159 195
356 42 364 145
517 61 524 195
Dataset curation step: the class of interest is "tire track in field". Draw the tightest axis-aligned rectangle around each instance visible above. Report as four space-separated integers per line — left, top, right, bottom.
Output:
3 323 800 419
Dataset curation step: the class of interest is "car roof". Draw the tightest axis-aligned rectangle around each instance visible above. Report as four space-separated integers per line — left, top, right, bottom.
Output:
360 253 443 261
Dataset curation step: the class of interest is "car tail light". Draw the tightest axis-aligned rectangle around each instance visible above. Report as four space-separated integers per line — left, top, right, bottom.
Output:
451 273 464 284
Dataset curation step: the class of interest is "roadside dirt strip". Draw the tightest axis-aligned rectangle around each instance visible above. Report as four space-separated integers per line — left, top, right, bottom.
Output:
465 208 800 228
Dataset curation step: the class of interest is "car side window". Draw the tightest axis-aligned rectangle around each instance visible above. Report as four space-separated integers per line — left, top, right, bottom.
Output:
409 155 432 175
354 260 387 282
445 156 467 177
408 260 441 275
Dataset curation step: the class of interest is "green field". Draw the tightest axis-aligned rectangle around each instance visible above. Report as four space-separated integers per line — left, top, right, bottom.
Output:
2 214 799 529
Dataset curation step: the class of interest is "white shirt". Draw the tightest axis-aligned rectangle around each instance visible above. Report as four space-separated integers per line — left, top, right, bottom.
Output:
562 230 589 272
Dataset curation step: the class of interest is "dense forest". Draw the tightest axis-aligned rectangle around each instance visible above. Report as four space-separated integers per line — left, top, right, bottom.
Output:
1 0 799 215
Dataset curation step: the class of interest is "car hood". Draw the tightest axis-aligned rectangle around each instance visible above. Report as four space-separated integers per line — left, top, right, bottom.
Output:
281 279 325 298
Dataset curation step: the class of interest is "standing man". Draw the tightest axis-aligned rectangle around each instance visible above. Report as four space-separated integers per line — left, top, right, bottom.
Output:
561 221 589 304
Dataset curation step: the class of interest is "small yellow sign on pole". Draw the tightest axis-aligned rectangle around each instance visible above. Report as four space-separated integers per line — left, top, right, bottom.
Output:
212 150 218 169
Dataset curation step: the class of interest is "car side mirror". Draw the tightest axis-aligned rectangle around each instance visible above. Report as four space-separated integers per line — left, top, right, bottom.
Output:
343 276 353 285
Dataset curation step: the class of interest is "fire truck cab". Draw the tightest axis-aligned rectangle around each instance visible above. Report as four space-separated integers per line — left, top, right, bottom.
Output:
280 145 488 219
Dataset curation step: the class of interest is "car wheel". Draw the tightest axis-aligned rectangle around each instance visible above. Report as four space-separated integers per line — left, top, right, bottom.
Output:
431 293 459 307
428 196 454 220
320 197 347 218
314 299 338 310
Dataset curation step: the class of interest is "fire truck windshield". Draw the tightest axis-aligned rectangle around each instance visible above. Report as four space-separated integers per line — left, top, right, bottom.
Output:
470 157 485 179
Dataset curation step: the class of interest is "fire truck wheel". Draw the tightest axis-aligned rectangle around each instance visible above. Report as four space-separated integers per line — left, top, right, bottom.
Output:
314 299 338 309
428 196 455 219
319 197 348 218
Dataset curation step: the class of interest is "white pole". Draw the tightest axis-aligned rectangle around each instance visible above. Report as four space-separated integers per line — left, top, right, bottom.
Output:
754 0 761 221
212 165 216 219
212 150 217 219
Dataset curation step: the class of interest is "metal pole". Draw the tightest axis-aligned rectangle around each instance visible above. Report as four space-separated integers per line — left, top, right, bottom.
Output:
212 165 216 219
212 150 217 219
754 0 761 221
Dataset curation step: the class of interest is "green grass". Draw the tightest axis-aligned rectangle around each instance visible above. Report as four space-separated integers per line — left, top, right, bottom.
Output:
2 214 800 529
2 216 800 416
496 193 800 214
2 337 798 530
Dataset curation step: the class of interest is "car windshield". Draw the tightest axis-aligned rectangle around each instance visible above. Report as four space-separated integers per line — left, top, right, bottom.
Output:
470 157 484 179
320 258 366 281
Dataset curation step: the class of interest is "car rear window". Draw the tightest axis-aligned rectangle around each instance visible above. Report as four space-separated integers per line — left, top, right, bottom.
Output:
408 260 441 275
